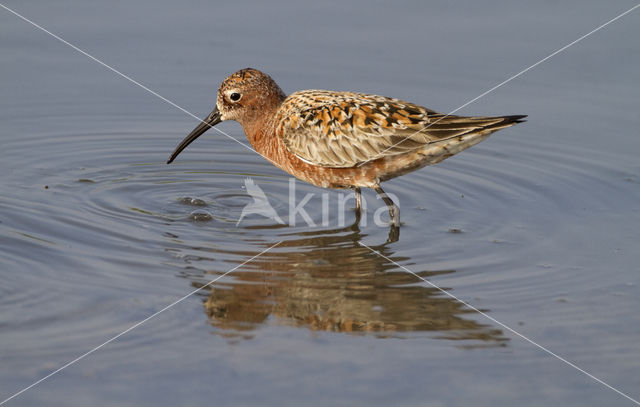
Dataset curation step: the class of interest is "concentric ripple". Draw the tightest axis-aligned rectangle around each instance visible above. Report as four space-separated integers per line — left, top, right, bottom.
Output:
2 123 639 346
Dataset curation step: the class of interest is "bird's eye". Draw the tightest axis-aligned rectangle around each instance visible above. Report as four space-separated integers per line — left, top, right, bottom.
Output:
229 92 241 102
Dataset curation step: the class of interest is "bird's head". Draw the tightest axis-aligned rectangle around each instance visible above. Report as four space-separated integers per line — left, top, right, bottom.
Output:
167 68 285 164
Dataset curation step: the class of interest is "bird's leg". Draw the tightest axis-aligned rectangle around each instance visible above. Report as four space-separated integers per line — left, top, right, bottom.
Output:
353 186 362 224
374 185 400 227
354 187 362 212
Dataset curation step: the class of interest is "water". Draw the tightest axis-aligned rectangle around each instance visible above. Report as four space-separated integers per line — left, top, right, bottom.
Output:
1 1 639 406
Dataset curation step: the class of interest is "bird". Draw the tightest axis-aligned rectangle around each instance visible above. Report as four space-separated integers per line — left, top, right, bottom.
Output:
168 68 525 227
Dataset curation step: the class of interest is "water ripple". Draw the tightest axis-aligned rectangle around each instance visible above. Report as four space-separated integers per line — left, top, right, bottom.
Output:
2 127 639 346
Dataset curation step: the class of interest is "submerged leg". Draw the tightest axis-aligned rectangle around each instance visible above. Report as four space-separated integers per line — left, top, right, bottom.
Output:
373 185 400 227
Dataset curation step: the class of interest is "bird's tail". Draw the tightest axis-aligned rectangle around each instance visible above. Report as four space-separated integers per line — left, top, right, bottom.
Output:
478 114 527 131
409 114 527 166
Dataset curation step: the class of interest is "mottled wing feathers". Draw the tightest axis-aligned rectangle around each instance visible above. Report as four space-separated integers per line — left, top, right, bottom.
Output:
278 90 525 168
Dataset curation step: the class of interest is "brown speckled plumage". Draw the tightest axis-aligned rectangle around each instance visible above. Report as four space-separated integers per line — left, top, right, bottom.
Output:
168 68 526 226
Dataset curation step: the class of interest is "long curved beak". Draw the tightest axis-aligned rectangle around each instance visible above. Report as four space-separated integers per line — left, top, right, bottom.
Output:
167 107 222 164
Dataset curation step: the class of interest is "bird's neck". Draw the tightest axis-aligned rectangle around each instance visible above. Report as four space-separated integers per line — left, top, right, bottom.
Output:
241 98 286 161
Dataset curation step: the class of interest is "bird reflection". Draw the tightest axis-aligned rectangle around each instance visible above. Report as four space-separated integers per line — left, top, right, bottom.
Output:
175 222 507 346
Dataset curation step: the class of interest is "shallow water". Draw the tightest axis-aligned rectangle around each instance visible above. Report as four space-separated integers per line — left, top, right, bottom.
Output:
1 1 640 406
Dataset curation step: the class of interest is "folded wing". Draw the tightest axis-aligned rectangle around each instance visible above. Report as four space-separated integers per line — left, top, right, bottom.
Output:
279 90 525 168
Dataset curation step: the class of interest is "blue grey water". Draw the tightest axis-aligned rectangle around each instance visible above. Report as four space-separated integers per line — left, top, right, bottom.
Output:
1 1 639 406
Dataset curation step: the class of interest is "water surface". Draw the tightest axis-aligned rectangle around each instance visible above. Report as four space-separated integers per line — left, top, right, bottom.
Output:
1 1 639 406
